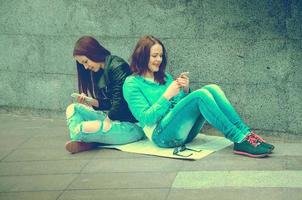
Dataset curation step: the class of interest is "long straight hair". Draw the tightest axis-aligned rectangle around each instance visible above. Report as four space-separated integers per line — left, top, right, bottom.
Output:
73 36 111 98
130 35 167 84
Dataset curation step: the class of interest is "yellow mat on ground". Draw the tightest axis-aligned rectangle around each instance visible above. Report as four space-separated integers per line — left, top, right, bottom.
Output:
102 134 232 160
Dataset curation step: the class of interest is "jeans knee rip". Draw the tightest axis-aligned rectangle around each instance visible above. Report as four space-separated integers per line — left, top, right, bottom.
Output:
82 121 102 134
102 120 112 132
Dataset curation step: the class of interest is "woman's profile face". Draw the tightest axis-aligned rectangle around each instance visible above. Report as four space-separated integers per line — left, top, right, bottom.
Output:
74 55 104 72
148 43 163 73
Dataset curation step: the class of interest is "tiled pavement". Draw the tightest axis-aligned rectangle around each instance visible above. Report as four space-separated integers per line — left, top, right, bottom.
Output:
0 112 302 200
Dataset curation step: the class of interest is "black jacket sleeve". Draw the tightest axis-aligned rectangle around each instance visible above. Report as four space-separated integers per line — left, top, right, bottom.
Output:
107 63 129 120
95 89 111 110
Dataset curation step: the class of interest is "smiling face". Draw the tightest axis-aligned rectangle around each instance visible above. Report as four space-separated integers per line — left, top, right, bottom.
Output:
147 43 163 75
74 55 104 72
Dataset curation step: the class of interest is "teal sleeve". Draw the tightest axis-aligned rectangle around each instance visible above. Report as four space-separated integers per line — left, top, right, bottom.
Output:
123 77 171 126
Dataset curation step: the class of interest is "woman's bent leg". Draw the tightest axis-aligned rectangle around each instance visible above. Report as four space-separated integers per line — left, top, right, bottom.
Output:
153 98 205 147
66 103 84 141
185 115 206 144
78 120 145 144
66 103 144 144
66 103 105 141
65 103 107 153
153 89 248 148
202 84 274 152
202 84 250 134
74 103 106 121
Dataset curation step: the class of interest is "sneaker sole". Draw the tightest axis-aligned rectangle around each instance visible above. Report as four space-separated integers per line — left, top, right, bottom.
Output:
233 150 269 158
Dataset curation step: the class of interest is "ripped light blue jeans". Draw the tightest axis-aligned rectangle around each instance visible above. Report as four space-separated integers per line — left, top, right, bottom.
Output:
152 84 250 148
66 103 144 144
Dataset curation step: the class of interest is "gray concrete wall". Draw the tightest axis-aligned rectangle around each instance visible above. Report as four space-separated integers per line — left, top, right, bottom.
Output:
0 0 301 134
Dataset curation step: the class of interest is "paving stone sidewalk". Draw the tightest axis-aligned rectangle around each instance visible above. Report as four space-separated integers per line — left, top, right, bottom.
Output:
0 112 301 200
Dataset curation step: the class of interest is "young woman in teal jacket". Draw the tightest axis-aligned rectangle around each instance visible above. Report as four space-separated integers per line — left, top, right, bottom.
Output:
123 35 274 158
65 36 144 153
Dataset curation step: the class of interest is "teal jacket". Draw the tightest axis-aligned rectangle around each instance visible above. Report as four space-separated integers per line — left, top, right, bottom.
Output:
123 73 187 129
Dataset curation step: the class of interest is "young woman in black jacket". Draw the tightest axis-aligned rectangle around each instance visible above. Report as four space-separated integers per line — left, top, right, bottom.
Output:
65 36 144 153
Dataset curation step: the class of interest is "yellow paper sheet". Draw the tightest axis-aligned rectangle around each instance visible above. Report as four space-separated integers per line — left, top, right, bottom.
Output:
102 134 232 160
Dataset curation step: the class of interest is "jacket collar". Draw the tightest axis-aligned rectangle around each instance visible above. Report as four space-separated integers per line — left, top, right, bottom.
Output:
97 55 112 89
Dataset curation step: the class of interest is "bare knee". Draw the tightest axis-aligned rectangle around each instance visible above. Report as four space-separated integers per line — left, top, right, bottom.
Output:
102 118 112 132
66 103 76 119
82 120 102 133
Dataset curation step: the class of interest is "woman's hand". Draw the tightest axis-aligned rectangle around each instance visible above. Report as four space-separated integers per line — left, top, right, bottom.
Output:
77 93 88 104
176 74 190 93
163 80 181 100
77 93 99 107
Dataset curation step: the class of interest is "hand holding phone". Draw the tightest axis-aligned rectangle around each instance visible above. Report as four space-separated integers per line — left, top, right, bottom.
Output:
71 93 94 104
179 71 189 78
177 71 190 93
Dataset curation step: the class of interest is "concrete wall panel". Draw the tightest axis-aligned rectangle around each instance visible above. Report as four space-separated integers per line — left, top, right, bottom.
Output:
0 0 301 133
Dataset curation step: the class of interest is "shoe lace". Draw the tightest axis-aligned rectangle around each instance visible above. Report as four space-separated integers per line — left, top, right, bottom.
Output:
246 134 261 147
250 131 266 142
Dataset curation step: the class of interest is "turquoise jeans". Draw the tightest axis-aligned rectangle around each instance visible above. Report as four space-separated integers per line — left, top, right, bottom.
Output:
66 103 145 144
152 84 250 148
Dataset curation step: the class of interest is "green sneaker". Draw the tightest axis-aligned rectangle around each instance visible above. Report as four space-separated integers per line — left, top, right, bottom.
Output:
233 134 271 158
250 131 275 152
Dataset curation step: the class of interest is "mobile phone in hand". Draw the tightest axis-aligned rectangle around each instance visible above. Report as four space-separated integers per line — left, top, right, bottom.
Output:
71 93 94 104
179 71 189 77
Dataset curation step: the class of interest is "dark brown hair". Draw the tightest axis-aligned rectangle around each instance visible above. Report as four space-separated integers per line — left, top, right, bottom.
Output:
73 36 111 97
130 35 167 84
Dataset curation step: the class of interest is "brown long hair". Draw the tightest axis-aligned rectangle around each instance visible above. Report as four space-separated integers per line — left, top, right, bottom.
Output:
130 35 167 84
73 36 111 97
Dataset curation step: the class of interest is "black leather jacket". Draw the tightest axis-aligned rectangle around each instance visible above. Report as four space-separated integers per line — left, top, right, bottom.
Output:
93 55 137 122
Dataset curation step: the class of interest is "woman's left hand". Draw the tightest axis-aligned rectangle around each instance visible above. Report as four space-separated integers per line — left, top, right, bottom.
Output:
176 74 190 93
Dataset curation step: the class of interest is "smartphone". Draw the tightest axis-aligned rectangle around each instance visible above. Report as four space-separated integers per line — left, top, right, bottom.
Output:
179 71 189 77
71 93 94 104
